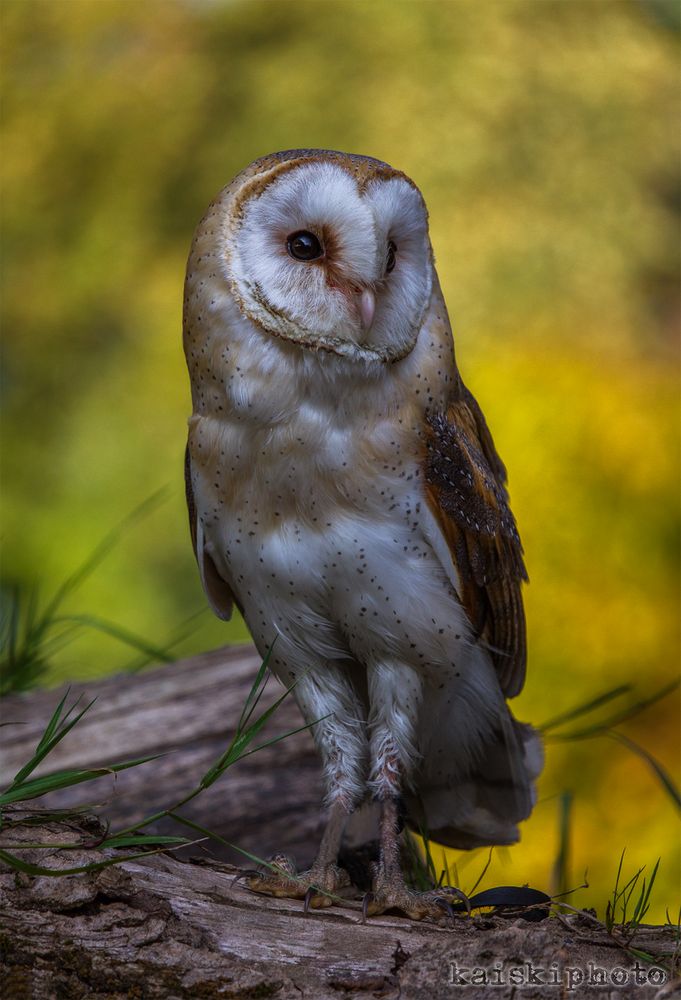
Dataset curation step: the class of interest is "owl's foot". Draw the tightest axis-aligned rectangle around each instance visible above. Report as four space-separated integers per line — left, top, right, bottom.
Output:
240 853 351 910
363 872 469 923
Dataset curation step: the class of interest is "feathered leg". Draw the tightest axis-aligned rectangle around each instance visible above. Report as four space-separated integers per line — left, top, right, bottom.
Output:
364 662 462 921
244 660 367 908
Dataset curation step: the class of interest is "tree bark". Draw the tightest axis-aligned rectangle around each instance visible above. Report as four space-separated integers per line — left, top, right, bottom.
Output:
0 646 325 867
1 648 676 998
1 814 676 1000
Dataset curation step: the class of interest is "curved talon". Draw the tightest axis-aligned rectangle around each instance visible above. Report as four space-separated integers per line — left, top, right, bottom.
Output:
231 869 262 887
237 855 348 911
438 885 471 915
361 891 374 923
435 897 457 926
303 885 317 914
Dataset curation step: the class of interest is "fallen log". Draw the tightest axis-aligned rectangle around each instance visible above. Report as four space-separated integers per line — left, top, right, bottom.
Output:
0 815 676 1000
0 648 677 998
0 646 325 867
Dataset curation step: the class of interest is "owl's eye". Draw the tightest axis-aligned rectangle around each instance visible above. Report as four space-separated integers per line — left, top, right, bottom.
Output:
287 231 323 262
386 240 397 274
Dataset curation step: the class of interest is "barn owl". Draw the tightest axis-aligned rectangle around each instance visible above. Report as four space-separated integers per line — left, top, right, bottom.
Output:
183 149 542 920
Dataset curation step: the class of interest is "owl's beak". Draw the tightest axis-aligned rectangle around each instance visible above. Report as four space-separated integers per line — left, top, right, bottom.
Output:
358 288 376 332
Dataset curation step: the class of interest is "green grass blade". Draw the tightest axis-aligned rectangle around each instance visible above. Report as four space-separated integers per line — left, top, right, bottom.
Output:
541 685 631 732
0 835 189 850
606 731 681 810
38 489 169 627
548 680 679 741
238 715 330 760
607 849 626 931
28 624 81 660
2 585 22 666
18 586 47 661
0 492 171 695
109 809 169 838
11 697 97 787
168 811 274 869
551 791 573 897
99 833 190 848
201 667 297 787
626 948 659 965
615 863 647 926
631 880 646 926
34 687 74 754
52 615 175 663
632 858 660 927
0 754 162 805
123 608 206 673
0 845 172 877
614 848 626 897
467 847 493 897
237 644 274 731
202 705 277 781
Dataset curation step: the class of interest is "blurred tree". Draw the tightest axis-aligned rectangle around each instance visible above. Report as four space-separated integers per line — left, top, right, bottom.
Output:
1 0 678 918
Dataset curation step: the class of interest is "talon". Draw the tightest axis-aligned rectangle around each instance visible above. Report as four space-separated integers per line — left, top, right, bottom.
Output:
438 886 471 915
232 869 262 887
435 897 457 926
361 891 375 923
303 885 316 914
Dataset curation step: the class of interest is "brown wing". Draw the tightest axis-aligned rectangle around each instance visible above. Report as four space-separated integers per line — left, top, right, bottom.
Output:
424 382 528 697
184 443 237 621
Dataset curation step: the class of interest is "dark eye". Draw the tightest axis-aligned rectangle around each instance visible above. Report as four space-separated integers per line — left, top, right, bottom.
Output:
386 239 397 273
287 230 323 261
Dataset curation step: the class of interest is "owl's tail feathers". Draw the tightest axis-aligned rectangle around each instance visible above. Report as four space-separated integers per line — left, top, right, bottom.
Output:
408 716 544 850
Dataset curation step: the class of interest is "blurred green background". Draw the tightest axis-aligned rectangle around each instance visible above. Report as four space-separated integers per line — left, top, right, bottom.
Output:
2 0 679 919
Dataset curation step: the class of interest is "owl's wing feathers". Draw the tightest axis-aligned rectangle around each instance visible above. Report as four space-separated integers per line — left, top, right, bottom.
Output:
185 444 237 621
423 382 528 698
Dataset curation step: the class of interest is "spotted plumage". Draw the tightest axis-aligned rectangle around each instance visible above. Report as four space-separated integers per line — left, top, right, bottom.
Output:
183 149 542 919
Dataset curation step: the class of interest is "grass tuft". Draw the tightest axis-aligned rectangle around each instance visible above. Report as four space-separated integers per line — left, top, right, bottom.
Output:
0 646 323 883
0 491 178 695
605 850 661 943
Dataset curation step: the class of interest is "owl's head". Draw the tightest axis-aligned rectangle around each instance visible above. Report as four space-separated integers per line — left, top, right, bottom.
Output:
211 150 433 363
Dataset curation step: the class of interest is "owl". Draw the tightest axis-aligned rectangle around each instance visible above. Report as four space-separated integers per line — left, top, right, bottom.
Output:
183 149 542 920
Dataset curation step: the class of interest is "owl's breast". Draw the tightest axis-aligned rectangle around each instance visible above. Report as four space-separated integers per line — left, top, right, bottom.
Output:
186 292 459 645
191 403 474 682
189 392 423 537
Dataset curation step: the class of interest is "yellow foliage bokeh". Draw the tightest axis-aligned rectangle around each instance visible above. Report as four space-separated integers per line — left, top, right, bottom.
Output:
1 0 679 919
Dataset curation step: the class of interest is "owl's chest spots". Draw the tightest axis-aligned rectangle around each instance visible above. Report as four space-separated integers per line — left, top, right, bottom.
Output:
192 400 427 598
192 391 423 523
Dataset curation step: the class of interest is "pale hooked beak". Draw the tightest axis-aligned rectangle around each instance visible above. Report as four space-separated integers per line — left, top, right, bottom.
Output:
358 288 376 332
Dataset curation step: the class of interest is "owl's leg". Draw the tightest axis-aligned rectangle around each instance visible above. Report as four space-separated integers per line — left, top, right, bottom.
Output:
244 799 352 907
364 794 465 922
244 662 367 909
364 662 459 922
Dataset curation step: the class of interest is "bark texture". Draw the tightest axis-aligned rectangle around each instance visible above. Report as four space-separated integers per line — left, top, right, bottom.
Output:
0 647 325 866
1 648 677 999
1 816 676 1000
